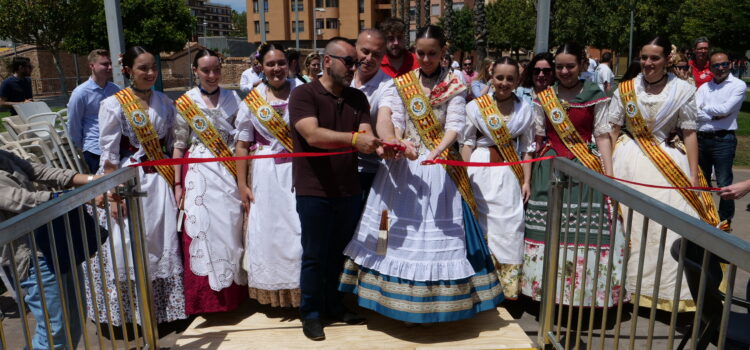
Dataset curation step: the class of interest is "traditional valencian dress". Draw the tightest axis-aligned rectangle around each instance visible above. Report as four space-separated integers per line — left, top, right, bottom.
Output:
84 88 187 325
173 87 247 314
340 69 504 323
235 79 302 307
608 74 723 312
462 94 535 299
521 80 626 307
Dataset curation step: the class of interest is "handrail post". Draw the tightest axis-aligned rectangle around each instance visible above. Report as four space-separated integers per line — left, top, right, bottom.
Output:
120 178 159 349
538 159 565 348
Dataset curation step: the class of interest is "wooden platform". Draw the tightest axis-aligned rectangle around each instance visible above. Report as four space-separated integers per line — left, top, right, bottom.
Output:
173 301 536 349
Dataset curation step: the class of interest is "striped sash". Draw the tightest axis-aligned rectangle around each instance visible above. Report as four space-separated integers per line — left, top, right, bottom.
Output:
242 89 293 152
475 94 524 185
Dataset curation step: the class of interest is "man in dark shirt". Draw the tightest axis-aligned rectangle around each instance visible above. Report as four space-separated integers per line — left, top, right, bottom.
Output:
289 37 383 340
0 57 34 115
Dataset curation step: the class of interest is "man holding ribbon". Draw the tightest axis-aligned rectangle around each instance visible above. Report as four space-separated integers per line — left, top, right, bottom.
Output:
289 37 382 341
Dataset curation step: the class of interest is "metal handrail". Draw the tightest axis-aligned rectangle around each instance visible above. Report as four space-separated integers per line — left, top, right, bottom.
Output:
0 167 138 241
551 157 750 271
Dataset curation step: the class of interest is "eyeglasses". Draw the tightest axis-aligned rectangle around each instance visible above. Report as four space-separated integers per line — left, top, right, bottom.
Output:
463 63 472 67
710 62 730 69
327 54 361 68
674 65 689 71
532 68 553 75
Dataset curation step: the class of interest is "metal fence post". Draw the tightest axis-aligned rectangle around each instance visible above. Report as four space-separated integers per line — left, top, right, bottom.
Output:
538 160 565 348
120 178 159 349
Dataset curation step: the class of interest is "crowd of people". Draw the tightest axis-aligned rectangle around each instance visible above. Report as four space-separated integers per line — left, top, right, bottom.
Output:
1 16 748 347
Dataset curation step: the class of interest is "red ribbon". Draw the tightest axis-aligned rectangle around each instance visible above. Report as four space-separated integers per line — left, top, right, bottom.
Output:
129 149 357 168
422 155 721 192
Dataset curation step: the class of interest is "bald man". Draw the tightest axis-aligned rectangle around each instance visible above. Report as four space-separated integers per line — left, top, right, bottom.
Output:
351 29 392 205
289 37 382 340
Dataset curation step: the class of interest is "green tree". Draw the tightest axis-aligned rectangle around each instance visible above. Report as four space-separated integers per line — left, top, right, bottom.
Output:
230 10 248 38
438 7 475 55
0 0 86 95
677 0 750 54
65 0 194 55
486 0 535 58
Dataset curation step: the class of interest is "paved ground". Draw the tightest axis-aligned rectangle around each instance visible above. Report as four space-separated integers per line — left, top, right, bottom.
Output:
2 169 748 349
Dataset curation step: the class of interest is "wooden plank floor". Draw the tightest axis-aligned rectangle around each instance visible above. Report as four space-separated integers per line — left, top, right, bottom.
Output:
173 300 536 349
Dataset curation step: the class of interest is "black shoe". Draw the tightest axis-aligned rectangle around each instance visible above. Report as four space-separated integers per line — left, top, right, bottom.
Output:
327 310 367 325
302 318 325 341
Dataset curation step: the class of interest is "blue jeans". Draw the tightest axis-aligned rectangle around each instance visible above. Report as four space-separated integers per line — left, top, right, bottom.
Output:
296 195 361 320
698 132 737 222
82 151 100 174
19 257 82 350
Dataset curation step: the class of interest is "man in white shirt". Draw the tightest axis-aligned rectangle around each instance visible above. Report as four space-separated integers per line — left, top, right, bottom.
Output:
696 50 747 224
594 52 615 93
351 28 392 203
239 55 264 93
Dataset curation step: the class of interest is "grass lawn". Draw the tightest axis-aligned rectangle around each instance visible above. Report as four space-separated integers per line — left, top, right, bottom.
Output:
734 91 750 168
0 106 65 132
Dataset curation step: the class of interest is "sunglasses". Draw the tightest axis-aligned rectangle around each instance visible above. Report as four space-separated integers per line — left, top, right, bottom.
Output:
532 67 553 75
674 65 689 71
711 62 730 69
328 54 361 68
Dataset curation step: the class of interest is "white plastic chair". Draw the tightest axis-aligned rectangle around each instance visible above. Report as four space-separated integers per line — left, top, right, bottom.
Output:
3 118 75 169
12 101 52 119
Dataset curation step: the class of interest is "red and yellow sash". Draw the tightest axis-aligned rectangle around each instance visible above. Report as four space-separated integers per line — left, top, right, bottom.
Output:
115 88 175 186
175 94 238 178
537 87 603 173
618 80 720 227
394 71 479 217
475 94 524 185
242 89 293 152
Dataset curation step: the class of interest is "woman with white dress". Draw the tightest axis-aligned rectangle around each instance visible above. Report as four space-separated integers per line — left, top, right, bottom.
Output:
339 25 504 323
461 57 535 299
608 37 722 312
172 49 247 315
85 46 187 325
235 43 303 307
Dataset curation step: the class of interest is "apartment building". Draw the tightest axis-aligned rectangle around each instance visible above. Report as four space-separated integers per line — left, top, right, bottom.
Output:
246 0 472 48
187 0 234 37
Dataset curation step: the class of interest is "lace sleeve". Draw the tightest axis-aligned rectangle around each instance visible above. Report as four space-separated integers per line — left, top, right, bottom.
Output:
607 89 625 127
98 98 122 166
593 100 613 137
533 103 546 137
444 91 468 133
677 93 698 130
382 85 406 131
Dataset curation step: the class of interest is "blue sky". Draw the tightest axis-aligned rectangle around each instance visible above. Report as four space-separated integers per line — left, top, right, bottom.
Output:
212 0 246 12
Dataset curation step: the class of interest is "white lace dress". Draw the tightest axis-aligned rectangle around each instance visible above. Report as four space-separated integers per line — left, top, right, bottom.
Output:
235 80 302 307
608 74 699 311
83 90 187 325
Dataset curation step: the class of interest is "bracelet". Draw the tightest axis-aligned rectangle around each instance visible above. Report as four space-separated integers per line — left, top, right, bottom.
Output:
351 131 360 147
87 175 94 183
174 182 182 187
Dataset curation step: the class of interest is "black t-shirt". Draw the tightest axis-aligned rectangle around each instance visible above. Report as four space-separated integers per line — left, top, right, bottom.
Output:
0 76 33 115
289 80 371 197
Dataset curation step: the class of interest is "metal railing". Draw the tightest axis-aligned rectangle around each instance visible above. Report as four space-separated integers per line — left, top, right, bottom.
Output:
537 158 750 350
0 167 159 350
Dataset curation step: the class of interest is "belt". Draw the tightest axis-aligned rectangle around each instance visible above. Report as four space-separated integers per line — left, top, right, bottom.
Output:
698 130 735 137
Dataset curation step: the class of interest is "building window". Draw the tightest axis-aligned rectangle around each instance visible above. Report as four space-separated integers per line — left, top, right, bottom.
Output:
409 6 416 22
315 0 324 8
325 18 338 29
431 4 440 16
452 4 464 10
253 21 269 34
359 20 365 30
358 0 365 13
315 19 324 29
291 0 304 11
252 0 268 13
325 0 338 8
291 21 305 32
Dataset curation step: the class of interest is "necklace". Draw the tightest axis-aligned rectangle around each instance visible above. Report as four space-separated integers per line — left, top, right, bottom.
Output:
644 74 667 86
263 79 289 92
199 85 220 96
420 67 441 81
559 79 581 90
130 85 151 95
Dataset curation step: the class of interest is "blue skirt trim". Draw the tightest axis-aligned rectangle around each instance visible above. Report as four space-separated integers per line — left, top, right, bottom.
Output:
339 201 504 323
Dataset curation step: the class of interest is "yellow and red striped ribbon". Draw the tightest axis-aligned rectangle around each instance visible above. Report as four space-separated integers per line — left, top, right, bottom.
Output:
243 89 294 152
475 94 524 185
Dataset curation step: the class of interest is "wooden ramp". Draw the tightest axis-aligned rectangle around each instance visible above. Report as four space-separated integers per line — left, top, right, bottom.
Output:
173 301 536 349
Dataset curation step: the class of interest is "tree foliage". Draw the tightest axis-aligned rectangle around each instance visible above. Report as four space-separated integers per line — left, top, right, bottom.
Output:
438 7 475 54
65 0 195 55
0 0 84 94
485 0 535 57
230 10 248 38
676 0 750 54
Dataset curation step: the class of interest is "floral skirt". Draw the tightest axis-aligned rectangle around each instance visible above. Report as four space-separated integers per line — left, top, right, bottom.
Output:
521 151 626 307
